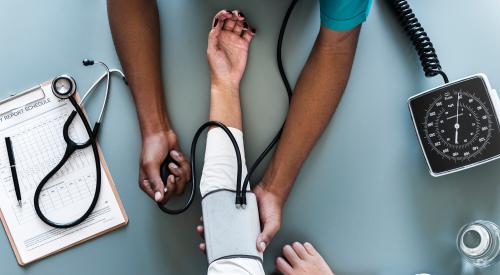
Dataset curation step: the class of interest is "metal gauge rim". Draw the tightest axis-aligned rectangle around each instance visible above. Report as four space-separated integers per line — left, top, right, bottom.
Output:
423 90 493 161
51 75 77 99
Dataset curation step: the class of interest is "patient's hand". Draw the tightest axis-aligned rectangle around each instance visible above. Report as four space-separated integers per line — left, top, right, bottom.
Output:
207 10 256 90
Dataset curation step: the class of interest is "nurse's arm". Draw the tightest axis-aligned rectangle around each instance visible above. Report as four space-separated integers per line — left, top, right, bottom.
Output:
255 26 362 249
107 0 191 203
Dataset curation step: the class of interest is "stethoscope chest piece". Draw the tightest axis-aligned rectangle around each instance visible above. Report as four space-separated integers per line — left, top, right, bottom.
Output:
52 75 77 99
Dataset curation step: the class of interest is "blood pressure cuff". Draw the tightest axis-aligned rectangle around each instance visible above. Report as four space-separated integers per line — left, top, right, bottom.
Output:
201 190 262 264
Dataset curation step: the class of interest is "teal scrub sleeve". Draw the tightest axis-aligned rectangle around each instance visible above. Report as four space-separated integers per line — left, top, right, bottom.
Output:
319 0 373 31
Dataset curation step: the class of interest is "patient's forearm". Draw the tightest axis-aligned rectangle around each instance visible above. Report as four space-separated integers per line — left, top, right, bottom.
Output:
262 26 361 205
107 0 170 137
210 84 242 130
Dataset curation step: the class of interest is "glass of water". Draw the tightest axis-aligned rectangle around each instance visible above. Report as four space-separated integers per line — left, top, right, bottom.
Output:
457 220 500 268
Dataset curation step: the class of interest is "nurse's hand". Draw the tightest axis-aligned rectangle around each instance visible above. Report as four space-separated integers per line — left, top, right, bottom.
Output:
254 183 284 253
207 10 256 90
138 129 191 204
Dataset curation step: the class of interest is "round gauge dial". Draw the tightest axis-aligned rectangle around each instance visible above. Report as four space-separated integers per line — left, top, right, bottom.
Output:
423 90 493 161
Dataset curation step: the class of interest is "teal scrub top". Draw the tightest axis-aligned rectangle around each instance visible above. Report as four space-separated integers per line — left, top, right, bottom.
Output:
319 0 372 31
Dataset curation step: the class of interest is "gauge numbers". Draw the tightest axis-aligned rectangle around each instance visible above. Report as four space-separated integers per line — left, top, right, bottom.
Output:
424 90 493 161
409 74 500 176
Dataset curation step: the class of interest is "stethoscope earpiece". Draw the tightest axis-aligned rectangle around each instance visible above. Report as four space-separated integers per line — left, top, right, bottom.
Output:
82 59 95 66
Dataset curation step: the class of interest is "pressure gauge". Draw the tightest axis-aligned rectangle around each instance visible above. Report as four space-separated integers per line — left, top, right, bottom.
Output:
51 75 76 99
409 74 500 176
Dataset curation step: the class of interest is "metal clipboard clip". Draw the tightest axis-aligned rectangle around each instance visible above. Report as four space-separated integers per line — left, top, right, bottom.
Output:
0 85 47 117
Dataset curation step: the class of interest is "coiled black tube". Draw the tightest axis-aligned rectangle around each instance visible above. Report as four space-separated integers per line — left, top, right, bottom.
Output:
388 0 449 83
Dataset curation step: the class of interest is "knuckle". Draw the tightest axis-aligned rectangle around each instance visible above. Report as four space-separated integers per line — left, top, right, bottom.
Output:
138 179 149 189
167 182 177 192
175 183 186 195
185 172 192 182
141 159 157 170
175 152 185 161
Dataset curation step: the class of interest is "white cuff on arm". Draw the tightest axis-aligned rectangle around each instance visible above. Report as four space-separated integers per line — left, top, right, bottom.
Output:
200 127 264 275
200 127 249 197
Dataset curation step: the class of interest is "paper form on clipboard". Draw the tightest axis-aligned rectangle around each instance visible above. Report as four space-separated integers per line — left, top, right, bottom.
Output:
0 80 128 265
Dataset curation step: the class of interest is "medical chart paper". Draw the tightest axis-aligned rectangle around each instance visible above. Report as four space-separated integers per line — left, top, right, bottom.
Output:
0 81 127 265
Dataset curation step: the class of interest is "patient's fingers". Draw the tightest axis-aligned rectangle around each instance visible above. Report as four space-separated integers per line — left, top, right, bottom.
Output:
223 10 238 31
211 10 226 29
241 26 256 42
283 245 301 267
292 242 308 260
208 10 232 53
276 257 293 274
233 21 244 36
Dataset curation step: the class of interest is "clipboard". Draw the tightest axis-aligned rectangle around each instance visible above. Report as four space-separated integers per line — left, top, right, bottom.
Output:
0 80 128 265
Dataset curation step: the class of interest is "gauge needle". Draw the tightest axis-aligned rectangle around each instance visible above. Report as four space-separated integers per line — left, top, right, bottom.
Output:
447 113 463 120
454 92 461 144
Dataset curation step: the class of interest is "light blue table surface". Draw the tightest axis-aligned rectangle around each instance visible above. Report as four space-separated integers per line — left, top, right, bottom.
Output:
1 1 500 274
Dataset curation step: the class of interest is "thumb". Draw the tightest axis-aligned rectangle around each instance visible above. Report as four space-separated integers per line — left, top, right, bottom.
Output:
256 218 280 253
208 12 225 53
145 164 165 202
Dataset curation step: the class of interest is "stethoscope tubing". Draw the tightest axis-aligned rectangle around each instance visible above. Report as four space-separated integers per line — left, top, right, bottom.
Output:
157 0 297 214
33 96 102 228
34 64 126 228
157 121 243 214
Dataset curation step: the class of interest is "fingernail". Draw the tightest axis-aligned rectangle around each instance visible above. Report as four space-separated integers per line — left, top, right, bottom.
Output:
169 163 178 170
168 175 176 183
251 28 257 34
213 19 218 27
164 187 168 193
259 241 266 252
154 191 162 202
238 12 245 18
170 150 180 158
243 22 248 29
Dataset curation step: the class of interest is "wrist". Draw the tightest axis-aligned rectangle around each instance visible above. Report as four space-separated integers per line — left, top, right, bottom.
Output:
211 78 240 94
258 177 288 209
259 163 297 207
140 120 172 139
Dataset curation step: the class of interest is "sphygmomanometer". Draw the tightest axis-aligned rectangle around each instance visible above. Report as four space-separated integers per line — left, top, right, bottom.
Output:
156 0 298 263
388 0 500 176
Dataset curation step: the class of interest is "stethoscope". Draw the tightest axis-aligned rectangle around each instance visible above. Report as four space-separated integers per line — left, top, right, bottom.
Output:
34 59 126 228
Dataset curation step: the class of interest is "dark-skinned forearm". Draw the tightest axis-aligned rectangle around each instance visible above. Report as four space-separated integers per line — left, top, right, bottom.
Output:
261 26 361 205
107 0 170 138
